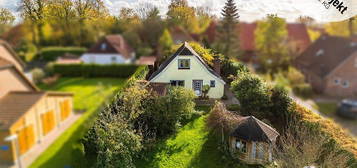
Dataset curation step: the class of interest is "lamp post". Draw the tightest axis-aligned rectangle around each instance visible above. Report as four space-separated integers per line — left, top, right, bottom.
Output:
4 134 22 168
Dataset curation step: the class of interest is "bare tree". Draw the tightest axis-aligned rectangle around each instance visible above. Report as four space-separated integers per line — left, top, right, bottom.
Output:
206 101 241 143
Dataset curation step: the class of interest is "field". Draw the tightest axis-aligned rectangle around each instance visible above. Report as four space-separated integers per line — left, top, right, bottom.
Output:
29 78 126 168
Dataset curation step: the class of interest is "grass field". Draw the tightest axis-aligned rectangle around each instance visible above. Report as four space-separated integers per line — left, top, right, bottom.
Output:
30 78 126 168
135 109 254 168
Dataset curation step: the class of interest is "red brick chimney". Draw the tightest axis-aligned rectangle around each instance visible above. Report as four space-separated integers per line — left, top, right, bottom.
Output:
213 56 221 75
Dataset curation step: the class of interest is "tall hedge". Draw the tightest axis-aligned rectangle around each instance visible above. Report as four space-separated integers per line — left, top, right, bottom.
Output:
53 64 142 78
40 47 87 61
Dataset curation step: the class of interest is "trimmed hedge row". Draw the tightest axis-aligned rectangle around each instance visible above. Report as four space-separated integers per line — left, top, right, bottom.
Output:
40 47 87 61
53 64 142 78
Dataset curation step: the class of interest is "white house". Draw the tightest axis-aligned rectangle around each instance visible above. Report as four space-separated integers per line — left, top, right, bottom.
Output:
81 34 135 64
148 42 225 99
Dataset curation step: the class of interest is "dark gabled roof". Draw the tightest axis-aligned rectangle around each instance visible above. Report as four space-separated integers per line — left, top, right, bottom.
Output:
295 35 357 78
87 34 134 59
148 42 224 82
230 116 279 143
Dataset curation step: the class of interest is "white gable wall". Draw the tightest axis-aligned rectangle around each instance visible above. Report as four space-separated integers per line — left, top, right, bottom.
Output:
81 53 133 64
150 55 225 98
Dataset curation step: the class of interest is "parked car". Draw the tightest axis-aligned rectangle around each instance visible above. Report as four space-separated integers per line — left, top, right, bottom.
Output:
337 99 357 119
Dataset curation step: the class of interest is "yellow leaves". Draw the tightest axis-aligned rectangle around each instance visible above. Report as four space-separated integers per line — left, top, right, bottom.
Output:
294 103 357 157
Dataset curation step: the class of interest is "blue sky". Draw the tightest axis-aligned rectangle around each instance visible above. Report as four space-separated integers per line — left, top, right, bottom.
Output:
1 0 356 22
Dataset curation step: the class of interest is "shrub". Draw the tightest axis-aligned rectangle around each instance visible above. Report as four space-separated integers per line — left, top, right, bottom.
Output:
39 47 86 61
53 64 141 78
31 68 45 84
231 72 271 118
286 67 305 86
221 59 249 83
292 83 313 98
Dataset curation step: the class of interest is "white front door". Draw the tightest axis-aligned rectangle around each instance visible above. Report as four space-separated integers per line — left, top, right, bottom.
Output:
192 80 203 96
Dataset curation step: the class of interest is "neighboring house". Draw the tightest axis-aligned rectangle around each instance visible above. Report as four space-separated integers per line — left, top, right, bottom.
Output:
56 53 82 64
203 22 311 63
81 34 135 64
239 22 311 63
0 42 74 166
294 35 357 97
136 56 157 66
148 42 226 99
229 116 279 165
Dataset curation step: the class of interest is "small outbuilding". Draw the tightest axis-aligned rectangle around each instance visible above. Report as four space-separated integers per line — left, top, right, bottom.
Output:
229 116 279 165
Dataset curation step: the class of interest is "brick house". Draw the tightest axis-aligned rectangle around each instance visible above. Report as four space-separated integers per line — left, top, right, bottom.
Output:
203 22 311 63
294 35 357 97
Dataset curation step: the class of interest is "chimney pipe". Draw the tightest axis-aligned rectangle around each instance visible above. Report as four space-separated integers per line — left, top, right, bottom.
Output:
213 56 221 75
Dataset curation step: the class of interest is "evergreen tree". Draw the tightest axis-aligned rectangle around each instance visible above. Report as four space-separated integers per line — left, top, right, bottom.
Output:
216 0 240 59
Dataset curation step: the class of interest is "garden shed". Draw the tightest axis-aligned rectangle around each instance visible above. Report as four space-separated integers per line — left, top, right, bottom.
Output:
229 116 279 165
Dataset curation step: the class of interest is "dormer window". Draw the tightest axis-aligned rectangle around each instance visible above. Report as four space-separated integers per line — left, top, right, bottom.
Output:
316 49 324 56
101 43 107 50
350 42 357 47
178 59 190 69
342 81 349 88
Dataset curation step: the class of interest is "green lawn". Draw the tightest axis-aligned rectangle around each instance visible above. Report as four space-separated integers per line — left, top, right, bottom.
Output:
315 102 338 116
135 114 254 168
30 78 126 168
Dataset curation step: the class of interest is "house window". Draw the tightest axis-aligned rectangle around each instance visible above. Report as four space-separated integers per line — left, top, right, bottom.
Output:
210 80 215 87
178 59 190 69
101 43 107 50
170 80 185 87
111 56 117 63
342 81 349 88
316 49 324 56
235 140 247 153
334 78 340 85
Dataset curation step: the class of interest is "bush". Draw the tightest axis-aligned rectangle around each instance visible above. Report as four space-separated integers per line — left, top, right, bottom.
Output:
293 83 313 98
39 47 86 61
221 59 249 83
31 68 45 84
231 72 271 118
53 64 141 78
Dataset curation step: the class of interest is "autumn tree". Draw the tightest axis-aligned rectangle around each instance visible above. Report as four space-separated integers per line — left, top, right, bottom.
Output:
167 0 200 33
20 0 48 46
255 15 289 73
138 6 164 50
215 0 240 59
0 8 15 34
158 29 173 60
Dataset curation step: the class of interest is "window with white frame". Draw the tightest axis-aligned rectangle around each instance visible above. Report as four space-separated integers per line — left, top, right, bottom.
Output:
315 49 324 56
235 140 247 153
178 59 190 69
111 56 117 63
342 80 349 88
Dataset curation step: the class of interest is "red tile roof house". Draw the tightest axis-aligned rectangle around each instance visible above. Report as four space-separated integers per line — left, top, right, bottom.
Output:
294 35 357 97
80 34 135 64
238 22 311 63
204 22 311 63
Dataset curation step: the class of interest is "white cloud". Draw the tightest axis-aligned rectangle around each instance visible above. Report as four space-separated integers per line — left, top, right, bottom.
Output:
0 0 356 22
